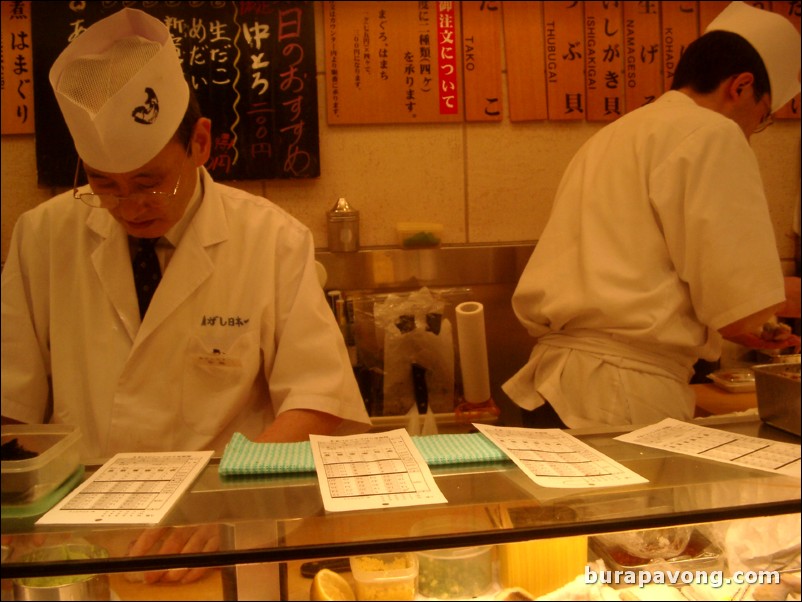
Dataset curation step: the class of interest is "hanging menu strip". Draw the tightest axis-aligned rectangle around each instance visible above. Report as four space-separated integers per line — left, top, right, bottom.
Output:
1 1 34 135
461 0 503 122
502 1 547 122
543 2 586 121
623 1 663 112
660 1 699 94
697 1 731 31
584 1 625 122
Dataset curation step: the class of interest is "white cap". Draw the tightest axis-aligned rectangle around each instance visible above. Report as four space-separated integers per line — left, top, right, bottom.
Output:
49 8 189 173
705 2 801 113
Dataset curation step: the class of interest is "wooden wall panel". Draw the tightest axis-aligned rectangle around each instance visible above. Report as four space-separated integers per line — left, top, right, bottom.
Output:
502 1 547 122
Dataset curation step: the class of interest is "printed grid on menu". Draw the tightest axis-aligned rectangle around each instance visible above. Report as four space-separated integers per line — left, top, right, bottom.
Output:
60 456 196 510
310 429 447 512
36 451 213 525
616 418 801 478
320 438 420 497
474 423 648 489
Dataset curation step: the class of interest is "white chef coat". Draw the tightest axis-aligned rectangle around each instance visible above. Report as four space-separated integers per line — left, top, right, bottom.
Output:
503 91 786 428
1 168 371 460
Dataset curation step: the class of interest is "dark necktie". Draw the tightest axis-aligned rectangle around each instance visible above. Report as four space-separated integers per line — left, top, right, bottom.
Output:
132 237 162 319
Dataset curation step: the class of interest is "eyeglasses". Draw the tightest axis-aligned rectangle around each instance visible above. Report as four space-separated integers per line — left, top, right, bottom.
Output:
753 112 774 134
753 92 774 134
73 142 192 209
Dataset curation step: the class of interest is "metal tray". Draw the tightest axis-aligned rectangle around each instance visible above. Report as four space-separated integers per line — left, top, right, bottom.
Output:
754 362 801 436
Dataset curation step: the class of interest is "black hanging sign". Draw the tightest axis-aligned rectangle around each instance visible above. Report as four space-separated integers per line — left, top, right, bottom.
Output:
31 1 320 186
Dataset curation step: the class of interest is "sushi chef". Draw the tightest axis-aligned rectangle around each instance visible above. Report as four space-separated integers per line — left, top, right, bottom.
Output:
504 2 802 429
1 8 370 459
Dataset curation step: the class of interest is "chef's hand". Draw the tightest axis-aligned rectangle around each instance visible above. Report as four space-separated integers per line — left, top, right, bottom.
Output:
726 331 801 352
127 524 220 584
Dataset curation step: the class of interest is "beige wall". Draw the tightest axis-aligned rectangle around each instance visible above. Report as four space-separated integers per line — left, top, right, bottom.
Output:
3 3 800 272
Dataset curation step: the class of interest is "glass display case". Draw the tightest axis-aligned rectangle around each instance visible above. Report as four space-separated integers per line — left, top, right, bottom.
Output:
2 415 799 600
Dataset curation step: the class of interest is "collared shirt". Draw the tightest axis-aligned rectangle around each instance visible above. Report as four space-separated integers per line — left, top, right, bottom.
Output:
503 91 785 428
127 169 203 270
2 168 371 460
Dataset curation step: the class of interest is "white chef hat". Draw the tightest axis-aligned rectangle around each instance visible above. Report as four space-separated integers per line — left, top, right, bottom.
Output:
49 8 189 173
705 1 801 113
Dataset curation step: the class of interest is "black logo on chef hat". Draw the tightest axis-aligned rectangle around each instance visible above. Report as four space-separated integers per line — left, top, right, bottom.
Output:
131 87 159 125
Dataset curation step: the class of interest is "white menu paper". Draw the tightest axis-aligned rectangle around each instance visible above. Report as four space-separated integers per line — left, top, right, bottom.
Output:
616 418 801 478
310 429 447 512
37 451 213 525
474 423 648 489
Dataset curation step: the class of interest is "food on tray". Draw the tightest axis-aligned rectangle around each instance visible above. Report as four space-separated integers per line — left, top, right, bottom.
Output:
707 368 755 392
761 319 793 342
1 438 38 461
349 553 417 601
599 527 694 561
417 546 494 599
351 554 411 572
592 529 720 570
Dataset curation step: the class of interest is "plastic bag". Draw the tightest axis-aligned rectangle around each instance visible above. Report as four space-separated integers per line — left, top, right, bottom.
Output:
373 288 455 418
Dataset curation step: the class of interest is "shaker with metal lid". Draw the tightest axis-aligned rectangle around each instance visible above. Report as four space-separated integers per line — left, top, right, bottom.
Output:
327 197 360 252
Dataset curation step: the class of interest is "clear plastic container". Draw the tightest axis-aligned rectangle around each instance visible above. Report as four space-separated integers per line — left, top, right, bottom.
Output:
411 517 495 599
1 424 81 505
349 552 417 601
12 542 110 601
589 528 723 586
594 525 694 560
707 367 755 392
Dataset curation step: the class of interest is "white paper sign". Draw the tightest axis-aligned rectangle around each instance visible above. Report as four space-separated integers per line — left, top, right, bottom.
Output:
616 418 801 478
310 429 447 512
474 423 648 489
37 451 213 525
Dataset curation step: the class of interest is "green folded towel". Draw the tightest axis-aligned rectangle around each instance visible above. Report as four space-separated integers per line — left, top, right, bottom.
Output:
219 432 508 476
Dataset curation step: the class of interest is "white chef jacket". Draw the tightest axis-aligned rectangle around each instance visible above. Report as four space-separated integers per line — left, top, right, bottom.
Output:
1 168 371 460
503 91 786 428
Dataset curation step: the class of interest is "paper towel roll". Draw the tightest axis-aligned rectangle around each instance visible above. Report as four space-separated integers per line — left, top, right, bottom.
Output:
456 301 491 403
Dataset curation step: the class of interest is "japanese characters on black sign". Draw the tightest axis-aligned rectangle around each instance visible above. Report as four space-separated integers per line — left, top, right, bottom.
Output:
30 1 320 186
